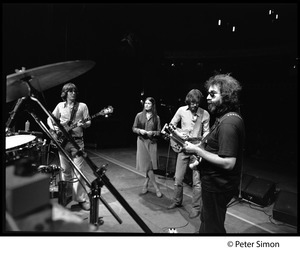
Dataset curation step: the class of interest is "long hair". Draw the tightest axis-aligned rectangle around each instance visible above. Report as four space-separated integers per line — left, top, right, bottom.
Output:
205 73 242 114
61 83 78 101
143 97 158 128
185 89 203 105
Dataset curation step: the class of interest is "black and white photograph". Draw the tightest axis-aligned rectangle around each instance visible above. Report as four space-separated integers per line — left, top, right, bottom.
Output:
2 3 298 245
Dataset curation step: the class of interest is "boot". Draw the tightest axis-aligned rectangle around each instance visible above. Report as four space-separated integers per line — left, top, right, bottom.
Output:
167 185 183 209
141 177 149 194
190 185 202 218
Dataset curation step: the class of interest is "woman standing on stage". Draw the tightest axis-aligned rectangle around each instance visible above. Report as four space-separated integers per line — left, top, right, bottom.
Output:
132 97 162 198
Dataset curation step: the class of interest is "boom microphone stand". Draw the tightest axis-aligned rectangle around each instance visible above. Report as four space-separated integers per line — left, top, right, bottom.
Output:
11 79 152 232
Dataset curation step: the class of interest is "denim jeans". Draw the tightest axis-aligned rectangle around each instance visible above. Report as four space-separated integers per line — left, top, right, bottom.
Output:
58 139 89 203
172 152 202 210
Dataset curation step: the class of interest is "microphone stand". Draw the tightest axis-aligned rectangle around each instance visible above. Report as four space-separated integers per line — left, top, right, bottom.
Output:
5 97 26 134
11 78 152 232
159 105 175 180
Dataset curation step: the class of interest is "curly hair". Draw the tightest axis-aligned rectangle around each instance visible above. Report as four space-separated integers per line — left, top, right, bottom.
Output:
205 73 242 113
61 83 78 101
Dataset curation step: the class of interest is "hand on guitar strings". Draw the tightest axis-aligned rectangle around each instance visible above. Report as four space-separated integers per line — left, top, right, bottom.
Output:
76 119 85 128
183 141 199 155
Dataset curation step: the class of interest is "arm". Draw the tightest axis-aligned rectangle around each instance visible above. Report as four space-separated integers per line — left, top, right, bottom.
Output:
47 105 59 130
184 121 239 170
170 108 181 128
132 113 147 135
147 115 161 137
184 142 236 170
202 111 210 138
77 104 91 129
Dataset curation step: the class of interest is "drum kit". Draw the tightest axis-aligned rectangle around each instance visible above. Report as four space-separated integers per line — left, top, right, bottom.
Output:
5 60 152 232
5 60 96 171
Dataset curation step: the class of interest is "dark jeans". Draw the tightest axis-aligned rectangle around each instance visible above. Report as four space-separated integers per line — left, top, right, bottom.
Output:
199 188 237 233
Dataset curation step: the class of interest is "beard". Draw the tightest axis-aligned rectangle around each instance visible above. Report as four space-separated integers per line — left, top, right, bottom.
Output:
208 100 227 116
208 100 220 114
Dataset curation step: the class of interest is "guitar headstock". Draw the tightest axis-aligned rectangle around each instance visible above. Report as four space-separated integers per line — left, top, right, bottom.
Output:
99 106 114 117
161 123 176 137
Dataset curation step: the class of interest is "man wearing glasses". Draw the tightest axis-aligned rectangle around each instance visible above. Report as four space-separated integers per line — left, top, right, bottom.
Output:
184 74 245 233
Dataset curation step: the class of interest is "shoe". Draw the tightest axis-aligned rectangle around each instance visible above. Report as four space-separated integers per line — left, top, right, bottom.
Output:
141 187 148 194
167 202 182 209
156 189 162 198
79 201 90 211
189 210 200 219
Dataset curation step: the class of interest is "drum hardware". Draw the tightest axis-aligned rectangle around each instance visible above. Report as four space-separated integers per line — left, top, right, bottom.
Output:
6 61 152 232
6 97 26 134
37 164 62 199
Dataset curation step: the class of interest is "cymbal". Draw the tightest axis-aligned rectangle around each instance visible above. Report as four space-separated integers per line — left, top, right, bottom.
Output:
6 60 95 103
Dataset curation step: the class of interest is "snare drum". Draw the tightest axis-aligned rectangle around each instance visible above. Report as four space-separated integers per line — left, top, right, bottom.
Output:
5 134 38 164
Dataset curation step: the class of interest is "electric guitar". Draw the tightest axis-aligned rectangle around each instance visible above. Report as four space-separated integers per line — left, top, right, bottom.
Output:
161 123 203 169
51 105 114 145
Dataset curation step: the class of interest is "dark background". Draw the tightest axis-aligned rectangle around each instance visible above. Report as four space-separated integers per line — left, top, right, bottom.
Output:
3 3 297 171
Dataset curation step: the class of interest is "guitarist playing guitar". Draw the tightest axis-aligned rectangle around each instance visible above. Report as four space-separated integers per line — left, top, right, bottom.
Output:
49 106 113 147
166 89 210 220
46 82 92 211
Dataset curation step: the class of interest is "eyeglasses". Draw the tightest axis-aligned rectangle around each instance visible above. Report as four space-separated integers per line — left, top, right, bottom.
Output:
207 91 218 98
68 89 77 93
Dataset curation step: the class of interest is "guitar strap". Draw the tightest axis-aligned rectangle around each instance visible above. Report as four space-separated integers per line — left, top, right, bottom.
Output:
197 108 204 139
68 102 79 126
201 112 242 144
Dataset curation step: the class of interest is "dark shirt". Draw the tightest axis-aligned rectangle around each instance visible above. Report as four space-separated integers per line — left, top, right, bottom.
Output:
200 113 245 192
132 111 161 142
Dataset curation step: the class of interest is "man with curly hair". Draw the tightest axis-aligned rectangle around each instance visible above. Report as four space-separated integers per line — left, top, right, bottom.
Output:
184 74 245 233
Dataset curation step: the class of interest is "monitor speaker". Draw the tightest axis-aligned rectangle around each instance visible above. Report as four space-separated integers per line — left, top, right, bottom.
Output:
241 177 276 206
240 173 255 194
273 190 297 226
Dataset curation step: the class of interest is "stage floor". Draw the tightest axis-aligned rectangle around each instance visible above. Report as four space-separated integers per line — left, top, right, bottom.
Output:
49 145 297 234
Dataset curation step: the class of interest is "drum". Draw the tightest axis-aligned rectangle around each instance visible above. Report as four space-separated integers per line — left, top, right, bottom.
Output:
5 134 40 164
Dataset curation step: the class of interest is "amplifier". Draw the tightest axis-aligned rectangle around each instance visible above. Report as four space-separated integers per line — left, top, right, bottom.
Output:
273 190 297 226
240 173 255 194
242 177 276 206
6 164 50 217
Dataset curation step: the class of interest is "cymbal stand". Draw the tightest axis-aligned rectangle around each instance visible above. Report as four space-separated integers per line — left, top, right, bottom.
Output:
5 97 26 134
16 79 151 231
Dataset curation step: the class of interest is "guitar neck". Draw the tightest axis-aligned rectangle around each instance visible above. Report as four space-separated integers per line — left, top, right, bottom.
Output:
67 113 98 131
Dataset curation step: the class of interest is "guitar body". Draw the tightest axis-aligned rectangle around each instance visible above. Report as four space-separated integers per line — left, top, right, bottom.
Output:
168 127 202 153
161 123 203 169
50 105 113 146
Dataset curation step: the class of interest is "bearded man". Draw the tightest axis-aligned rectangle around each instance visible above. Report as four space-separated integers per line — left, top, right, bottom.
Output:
184 74 245 233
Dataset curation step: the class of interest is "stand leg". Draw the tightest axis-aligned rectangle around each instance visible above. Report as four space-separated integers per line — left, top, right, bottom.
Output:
158 142 174 180
90 182 102 227
27 96 152 233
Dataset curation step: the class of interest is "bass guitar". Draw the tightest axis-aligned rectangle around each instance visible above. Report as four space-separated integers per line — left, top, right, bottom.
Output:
51 105 113 145
161 123 202 169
